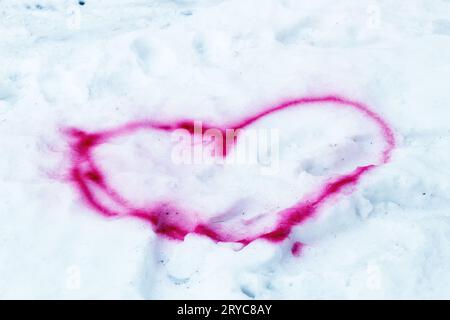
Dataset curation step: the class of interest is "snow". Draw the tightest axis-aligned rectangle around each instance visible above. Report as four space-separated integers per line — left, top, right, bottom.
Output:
1 0 450 299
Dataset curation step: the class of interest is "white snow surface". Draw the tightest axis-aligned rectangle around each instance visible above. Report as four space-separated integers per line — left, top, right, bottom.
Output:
1 0 450 299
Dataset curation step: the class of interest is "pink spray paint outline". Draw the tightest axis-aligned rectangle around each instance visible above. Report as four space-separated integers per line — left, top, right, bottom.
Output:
65 95 395 246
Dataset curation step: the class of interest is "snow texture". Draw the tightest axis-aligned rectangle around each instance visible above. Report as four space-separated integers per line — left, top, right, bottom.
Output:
1 0 450 299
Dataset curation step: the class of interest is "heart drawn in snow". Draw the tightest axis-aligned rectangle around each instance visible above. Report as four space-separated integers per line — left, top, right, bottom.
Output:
65 95 395 247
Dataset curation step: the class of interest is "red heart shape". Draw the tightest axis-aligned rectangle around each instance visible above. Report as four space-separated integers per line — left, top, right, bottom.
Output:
66 95 395 246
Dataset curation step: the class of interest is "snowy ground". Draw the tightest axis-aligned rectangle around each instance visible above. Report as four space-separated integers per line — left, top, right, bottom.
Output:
1 0 450 299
